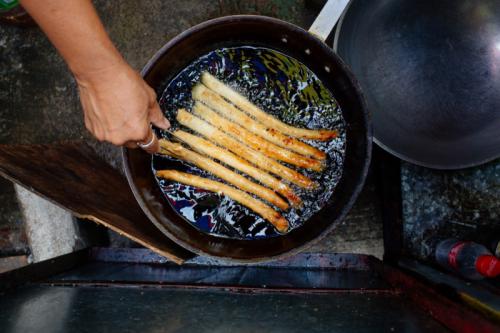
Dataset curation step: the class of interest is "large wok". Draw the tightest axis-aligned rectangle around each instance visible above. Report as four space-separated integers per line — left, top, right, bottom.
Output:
334 0 500 169
123 2 371 261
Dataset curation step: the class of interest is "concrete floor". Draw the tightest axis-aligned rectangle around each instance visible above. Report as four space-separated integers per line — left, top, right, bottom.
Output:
0 0 383 262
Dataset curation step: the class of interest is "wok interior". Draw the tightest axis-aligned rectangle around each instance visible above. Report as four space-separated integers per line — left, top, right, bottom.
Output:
334 0 500 169
124 16 370 261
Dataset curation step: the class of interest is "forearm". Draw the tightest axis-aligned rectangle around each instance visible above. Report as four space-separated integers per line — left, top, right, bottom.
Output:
20 0 169 150
20 0 125 77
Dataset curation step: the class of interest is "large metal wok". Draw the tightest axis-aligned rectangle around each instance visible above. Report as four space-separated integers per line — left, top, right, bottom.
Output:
334 0 500 169
123 2 371 262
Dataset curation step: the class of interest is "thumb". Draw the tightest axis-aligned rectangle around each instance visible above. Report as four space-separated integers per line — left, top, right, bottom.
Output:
149 102 171 130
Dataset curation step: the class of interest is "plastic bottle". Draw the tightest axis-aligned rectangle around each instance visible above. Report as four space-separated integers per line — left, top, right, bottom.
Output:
432 238 500 280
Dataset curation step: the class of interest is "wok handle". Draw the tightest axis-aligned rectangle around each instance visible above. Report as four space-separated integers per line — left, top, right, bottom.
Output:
309 0 351 42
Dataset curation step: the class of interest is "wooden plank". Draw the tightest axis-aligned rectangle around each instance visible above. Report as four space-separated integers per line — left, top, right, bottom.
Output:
0 143 194 264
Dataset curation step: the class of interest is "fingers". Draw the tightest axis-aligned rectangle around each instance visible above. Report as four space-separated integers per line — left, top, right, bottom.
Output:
79 75 169 151
137 127 160 154
124 141 138 149
125 127 160 154
147 88 171 130
149 103 171 130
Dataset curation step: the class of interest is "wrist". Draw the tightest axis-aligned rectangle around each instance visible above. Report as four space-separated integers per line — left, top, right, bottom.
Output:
72 57 131 86
68 40 128 80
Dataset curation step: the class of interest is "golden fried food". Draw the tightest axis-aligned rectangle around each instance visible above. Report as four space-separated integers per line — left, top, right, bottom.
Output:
176 109 316 189
172 130 302 207
192 101 324 171
192 83 326 160
159 139 288 210
156 170 289 233
200 72 338 141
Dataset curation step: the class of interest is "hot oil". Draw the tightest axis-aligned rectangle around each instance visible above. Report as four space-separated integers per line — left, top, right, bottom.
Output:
153 46 346 239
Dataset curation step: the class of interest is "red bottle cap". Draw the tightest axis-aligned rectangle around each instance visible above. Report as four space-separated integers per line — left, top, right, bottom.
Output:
476 255 500 278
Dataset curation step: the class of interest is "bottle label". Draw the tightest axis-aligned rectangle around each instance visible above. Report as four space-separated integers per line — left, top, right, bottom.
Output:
448 241 468 269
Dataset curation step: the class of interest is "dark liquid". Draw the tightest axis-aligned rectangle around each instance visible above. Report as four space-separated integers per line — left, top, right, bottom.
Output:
153 46 346 239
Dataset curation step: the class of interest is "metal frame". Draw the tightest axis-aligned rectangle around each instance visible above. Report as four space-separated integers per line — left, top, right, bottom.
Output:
1 247 498 331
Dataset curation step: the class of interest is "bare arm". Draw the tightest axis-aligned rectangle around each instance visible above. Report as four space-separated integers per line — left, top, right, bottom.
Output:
20 0 170 150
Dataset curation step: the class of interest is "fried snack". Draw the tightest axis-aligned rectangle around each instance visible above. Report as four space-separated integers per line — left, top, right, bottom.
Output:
192 101 324 171
172 130 302 207
192 83 326 160
176 109 316 189
200 72 338 141
156 170 289 233
159 139 288 210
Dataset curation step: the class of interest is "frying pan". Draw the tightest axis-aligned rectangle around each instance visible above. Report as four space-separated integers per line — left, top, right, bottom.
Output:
334 0 500 169
123 1 371 262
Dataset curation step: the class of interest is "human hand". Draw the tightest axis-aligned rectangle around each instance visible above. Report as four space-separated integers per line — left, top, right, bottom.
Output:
74 62 170 152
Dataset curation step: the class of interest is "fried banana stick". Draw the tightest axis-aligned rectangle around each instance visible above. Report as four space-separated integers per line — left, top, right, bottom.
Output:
176 109 316 189
159 139 288 210
172 130 302 207
192 102 324 171
192 83 326 160
156 170 289 233
201 72 338 141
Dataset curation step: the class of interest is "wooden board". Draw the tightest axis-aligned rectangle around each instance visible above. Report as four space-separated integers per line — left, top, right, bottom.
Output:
0 143 194 264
